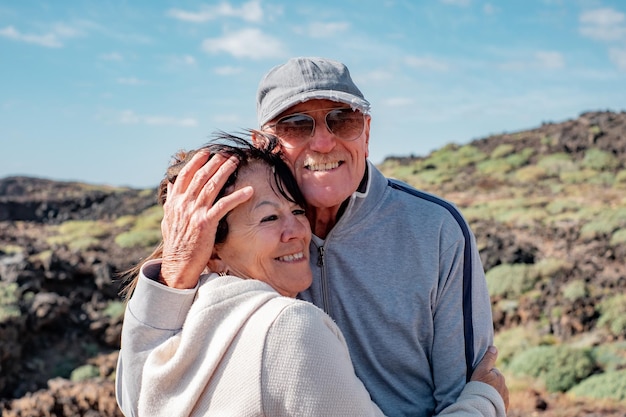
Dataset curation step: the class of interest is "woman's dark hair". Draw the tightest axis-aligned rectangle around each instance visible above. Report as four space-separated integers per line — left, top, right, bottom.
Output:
120 130 305 299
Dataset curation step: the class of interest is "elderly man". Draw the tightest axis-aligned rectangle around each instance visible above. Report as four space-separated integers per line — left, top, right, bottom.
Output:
255 57 497 417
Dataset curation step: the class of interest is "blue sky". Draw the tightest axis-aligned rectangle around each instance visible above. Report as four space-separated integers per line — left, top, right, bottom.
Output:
1 0 625 188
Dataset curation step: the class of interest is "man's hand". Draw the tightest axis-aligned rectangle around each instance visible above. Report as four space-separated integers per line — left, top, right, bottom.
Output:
470 346 509 411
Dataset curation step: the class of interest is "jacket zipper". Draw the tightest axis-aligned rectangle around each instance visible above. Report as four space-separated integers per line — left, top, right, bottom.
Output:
317 245 333 317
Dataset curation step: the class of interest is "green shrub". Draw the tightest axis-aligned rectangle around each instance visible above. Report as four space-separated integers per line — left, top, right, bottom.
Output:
415 144 488 179
598 294 626 337
546 199 579 215
610 228 626 247
103 300 126 320
134 205 164 230
560 169 599 184
562 279 587 302
139 188 155 197
493 325 543 366
115 229 162 249
476 159 513 177
485 263 536 298
421 144 460 171
490 144 515 159
616 170 626 184
580 208 626 240
47 220 111 249
508 345 596 392
385 164 420 183
70 364 100 382
591 341 626 372
57 220 109 237
537 153 577 176
114 205 164 249
506 147 534 168
582 148 620 171
588 125 602 135
415 169 455 186
569 369 626 401
114 214 138 228
514 165 547 182
532 257 572 278
541 135 557 146
0 244 23 255
494 207 546 227
70 236 101 251
0 282 21 322
455 145 488 167
579 218 616 240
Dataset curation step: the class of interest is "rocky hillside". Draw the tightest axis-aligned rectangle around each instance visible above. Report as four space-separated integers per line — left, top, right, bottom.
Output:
1 110 625 416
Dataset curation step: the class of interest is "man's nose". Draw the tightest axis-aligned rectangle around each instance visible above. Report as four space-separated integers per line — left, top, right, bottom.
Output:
308 117 336 153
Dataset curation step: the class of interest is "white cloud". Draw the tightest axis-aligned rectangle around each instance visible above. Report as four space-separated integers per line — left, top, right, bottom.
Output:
580 8 625 26
440 0 471 6
0 25 62 47
168 54 196 66
214 66 243 75
0 22 84 48
535 51 565 69
82 19 151 44
579 8 626 41
304 22 350 38
100 52 123 61
117 77 147 85
51 23 81 38
609 47 626 71
119 110 197 127
405 56 449 71
182 55 196 65
358 70 393 83
214 114 241 123
383 97 415 107
499 50 564 70
202 28 285 59
483 3 497 15
167 0 263 23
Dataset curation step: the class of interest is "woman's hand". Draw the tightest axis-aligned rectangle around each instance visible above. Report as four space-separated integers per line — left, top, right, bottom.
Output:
159 151 253 289
470 346 509 411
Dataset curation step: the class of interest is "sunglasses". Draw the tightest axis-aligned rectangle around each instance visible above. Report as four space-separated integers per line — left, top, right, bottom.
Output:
265 107 366 148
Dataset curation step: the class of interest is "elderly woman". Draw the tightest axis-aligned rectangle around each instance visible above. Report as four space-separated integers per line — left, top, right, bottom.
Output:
115 133 507 417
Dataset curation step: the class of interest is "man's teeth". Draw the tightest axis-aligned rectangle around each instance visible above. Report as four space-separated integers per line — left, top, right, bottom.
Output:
306 161 339 171
277 252 304 262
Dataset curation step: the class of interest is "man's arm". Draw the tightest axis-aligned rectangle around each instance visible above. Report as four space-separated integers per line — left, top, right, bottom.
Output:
432 226 495 413
436 346 508 416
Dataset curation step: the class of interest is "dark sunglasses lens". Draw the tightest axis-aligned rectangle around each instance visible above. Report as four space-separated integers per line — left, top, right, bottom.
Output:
326 109 364 140
276 114 314 142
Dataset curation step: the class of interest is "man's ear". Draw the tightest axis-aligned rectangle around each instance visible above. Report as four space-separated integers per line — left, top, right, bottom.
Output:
251 130 264 147
251 129 282 153
207 250 227 274
364 115 371 158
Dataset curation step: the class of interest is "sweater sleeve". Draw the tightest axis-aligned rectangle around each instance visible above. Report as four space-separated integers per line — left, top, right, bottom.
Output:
261 302 386 417
115 259 198 417
431 225 494 413
436 382 506 417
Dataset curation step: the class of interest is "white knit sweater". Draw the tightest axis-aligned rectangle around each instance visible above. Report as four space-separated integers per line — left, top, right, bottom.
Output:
116 262 505 417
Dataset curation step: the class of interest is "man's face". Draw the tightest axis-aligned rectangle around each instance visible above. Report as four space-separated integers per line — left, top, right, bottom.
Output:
264 99 371 211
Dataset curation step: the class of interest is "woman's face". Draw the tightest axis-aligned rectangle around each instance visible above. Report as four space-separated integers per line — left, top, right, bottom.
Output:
213 161 312 297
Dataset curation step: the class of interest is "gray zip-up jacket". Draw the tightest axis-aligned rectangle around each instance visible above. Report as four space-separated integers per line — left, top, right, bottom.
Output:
299 161 494 417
